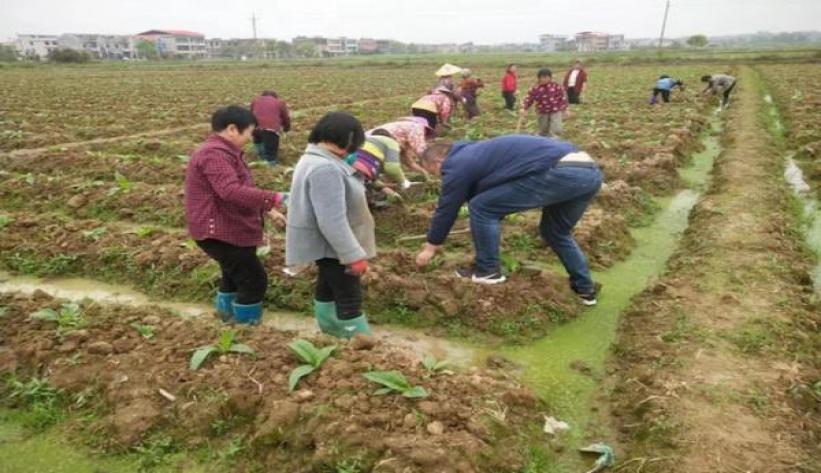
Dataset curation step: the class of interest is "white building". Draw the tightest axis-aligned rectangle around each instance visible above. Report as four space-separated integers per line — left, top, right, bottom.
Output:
58 34 136 59
15 34 59 59
539 34 566 52
574 32 628 52
136 30 207 58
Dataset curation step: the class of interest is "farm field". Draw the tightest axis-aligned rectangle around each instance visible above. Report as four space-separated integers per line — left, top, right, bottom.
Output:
0 58 819 472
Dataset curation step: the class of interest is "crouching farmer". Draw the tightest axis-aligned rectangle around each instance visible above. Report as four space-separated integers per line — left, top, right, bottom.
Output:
185 105 288 324
286 112 376 338
415 135 603 305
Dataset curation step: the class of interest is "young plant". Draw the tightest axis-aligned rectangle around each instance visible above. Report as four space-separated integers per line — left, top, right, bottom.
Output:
107 171 133 196
29 303 86 335
81 226 107 241
421 355 450 374
500 252 520 273
0 215 12 231
363 371 429 399
130 322 156 340
288 339 336 391
189 330 255 370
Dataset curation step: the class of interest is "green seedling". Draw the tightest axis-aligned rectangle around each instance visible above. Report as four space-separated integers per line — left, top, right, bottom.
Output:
363 370 429 399
288 339 336 391
189 330 255 370
81 226 107 241
130 323 156 339
135 226 157 239
0 307 7 318
0 215 12 231
107 171 133 196
500 252 520 273
29 303 86 335
421 355 450 374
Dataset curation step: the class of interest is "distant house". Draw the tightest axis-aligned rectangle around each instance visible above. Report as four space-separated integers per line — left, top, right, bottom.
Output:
15 34 59 59
136 30 206 58
574 32 627 52
58 34 136 59
539 34 567 52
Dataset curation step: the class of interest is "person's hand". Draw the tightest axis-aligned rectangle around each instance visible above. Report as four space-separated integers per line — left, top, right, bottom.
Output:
415 243 440 268
346 259 369 276
267 208 287 228
384 187 403 203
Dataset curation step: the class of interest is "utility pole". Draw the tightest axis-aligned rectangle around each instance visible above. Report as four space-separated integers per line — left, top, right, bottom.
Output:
251 12 258 40
658 0 671 49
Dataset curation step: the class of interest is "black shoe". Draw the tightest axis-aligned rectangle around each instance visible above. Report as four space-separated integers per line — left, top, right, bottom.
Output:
577 292 597 306
454 267 507 285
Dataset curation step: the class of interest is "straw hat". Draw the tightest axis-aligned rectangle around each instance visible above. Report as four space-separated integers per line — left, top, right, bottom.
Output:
435 63 462 77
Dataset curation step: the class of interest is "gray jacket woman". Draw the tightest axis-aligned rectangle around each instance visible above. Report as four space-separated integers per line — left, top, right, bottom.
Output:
285 112 375 339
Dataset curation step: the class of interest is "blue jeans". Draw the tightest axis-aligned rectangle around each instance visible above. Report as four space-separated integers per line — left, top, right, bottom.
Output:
468 165 603 293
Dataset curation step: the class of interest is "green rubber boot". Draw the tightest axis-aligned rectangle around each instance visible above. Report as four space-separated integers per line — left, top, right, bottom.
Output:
313 300 339 335
335 314 372 339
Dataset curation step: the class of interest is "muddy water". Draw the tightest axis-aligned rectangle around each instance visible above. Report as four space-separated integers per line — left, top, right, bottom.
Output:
763 93 821 292
785 158 821 292
0 122 722 471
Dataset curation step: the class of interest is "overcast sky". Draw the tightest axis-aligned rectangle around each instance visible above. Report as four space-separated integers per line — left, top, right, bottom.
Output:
2 0 819 43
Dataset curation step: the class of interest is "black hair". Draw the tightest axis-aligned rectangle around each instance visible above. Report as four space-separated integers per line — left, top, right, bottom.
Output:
308 112 365 153
537 68 552 78
700 75 712 82
659 74 670 79
261 90 279 98
211 105 257 133
370 128 394 139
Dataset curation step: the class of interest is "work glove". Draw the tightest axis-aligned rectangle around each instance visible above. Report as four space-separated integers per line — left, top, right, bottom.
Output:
346 259 369 276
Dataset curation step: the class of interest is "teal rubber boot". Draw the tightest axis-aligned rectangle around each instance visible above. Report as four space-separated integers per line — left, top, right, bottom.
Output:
215 291 237 322
313 300 339 335
335 314 372 339
231 301 263 325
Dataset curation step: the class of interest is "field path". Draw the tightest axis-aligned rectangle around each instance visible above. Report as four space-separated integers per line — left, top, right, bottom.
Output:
608 66 820 472
0 93 415 159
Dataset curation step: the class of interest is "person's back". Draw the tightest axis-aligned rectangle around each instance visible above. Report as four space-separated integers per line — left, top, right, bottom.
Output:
441 135 576 203
710 74 735 92
250 95 290 132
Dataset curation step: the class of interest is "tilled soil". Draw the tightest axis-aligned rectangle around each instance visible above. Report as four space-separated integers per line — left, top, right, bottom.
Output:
0 291 553 473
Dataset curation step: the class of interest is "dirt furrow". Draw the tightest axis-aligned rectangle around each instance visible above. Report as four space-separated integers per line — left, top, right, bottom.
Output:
607 66 820 472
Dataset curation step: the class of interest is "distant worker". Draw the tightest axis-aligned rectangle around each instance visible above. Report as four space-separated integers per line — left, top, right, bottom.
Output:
185 105 288 325
701 74 737 110
414 135 602 305
411 87 456 133
459 69 485 120
520 68 568 138
434 63 462 92
501 64 519 111
650 75 684 104
369 117 434 177
249 90 291 165
563 60 588 104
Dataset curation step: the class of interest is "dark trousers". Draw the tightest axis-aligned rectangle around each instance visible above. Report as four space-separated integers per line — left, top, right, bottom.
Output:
463 94 480 119
411 108 438 130
567 87 582 104
315 258 362 320
196 239 268 304
253 129 280 163
722 81 737 107
652 88 671 103
502 91 516 110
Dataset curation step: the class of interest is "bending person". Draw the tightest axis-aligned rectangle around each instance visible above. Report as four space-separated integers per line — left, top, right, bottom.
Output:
415 135 602 305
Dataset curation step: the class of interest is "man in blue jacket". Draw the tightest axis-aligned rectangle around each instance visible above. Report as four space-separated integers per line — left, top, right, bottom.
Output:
414 135 602 305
